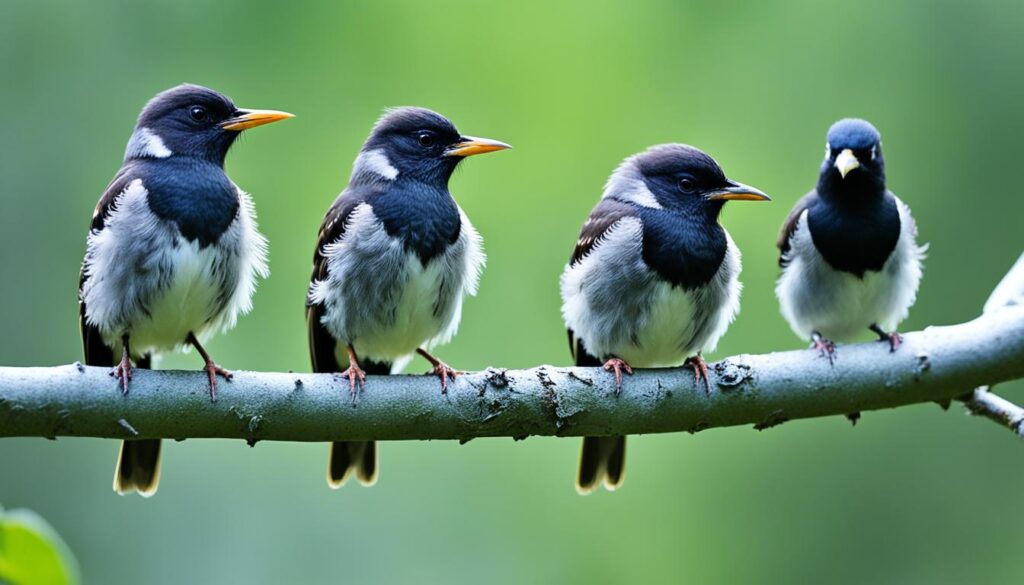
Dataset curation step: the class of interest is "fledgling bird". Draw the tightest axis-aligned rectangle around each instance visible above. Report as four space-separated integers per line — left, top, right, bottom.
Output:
79 84 292 496
776 119 925 363
306 107 509 488
561 144 770 494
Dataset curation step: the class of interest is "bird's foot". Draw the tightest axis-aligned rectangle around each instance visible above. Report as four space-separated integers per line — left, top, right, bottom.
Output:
204 361 232 403
602 357 633 395
685 354 711 394
870 325 902 352
416 348 459 394
337 364 366 397
430 361 459 394
112 354 133 395
811 333 837 365
186 332 231 402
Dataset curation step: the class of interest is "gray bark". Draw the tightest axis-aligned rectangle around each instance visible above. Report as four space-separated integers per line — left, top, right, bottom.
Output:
2 253 1022 444
1 306 1022 443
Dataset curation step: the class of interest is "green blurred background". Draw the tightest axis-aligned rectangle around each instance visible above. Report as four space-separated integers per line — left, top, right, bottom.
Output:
1 0 1022 583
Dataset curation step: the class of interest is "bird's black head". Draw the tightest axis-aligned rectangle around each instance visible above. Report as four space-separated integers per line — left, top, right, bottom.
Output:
356 107 510 184
818 118 886 198
125 83 293 166
610 144 770 219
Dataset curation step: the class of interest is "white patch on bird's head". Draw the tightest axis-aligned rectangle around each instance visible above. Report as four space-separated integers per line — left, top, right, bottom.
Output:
124 127 172 160
601 157 663 209
353 148 399 181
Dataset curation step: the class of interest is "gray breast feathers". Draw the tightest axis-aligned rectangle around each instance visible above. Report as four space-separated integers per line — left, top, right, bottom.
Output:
80 178 268 343
307 202 484 362
561 216 742 366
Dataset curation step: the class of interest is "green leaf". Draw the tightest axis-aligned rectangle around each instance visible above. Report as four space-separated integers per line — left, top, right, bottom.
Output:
0 506 80 585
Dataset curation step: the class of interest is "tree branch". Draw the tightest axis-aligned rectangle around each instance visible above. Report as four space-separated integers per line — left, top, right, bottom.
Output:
953 253 1024 437
1 302 1023 443
961 387 1024 439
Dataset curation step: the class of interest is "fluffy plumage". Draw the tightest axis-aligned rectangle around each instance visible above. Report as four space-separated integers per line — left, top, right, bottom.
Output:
79 84 287 496
306 107 505 488
776 119 926 348
561 144 768 493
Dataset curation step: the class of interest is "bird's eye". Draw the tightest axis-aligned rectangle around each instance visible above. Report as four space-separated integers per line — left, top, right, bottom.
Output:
189 106 209 123
678 177 696 193
417 132 435 147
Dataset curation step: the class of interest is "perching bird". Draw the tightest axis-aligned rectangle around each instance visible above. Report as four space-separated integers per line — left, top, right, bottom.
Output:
306 107 509 488
561 144 770 494
776 119 925 363
79 84 292 496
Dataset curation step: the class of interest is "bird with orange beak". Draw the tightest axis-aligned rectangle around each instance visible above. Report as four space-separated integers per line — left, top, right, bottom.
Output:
561 144 770 494
79 83 293 496
306 107 510 488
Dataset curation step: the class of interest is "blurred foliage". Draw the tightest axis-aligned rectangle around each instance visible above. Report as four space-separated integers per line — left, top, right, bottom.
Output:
0 0 1022 583
0 506 81 585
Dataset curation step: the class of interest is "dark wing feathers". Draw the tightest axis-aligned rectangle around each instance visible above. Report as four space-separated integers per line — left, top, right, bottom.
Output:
566 198 636 365
776 190 819 267
306 189 370 374
568 198 634 267
80 168 138 366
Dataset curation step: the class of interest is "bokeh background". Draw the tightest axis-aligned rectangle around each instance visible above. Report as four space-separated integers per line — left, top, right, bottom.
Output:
1 0 1023 583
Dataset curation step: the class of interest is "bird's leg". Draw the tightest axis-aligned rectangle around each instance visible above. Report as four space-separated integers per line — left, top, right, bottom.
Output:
685 353 712 394
113 332 133 395
416 348 458 394
601 356 633 395
338 344 366 397
186 332 232 402
869 324 902 352
811 331 837 365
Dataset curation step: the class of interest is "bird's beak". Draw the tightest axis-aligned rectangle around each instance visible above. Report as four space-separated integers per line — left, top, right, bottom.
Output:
706 180 772 202
221 109 295 131
834 148 860 179
444 136 512 157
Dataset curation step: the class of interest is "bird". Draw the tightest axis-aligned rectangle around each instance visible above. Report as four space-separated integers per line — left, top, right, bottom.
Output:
79 83 292 496
306 107 510 489
776 118 926 365
561 144 770 494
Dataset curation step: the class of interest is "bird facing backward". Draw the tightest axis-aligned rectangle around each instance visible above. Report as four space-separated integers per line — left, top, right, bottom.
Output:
79 84 292 496
306 107 510 488
561 144 770 494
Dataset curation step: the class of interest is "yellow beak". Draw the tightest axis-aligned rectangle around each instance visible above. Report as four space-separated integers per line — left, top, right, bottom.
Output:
444 136 512 157
706 180 772 202
835 148 860 179
221 109 295 131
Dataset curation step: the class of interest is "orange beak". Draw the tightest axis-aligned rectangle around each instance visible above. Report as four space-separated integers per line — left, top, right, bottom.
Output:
221 109 295 131
706 180 772 202
444 135 512 157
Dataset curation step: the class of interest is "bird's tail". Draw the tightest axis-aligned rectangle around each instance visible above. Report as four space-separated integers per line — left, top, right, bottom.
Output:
570 333 627 494
108 353 162 497
577 436 627 494
114 439 162 497
328 359 390 489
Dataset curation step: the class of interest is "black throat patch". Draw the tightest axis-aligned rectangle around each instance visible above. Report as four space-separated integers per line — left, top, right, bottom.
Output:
807 193 901 277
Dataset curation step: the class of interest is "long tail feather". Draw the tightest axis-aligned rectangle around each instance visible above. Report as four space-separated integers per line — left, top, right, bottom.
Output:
571 333 626 494
114 439 162 497
327 359 388 488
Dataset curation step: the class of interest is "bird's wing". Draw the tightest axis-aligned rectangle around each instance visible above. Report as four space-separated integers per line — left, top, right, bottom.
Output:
79 167 137 367
776 190 820 267
306 187 373 373
566 198 635 364
568 198 634 267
